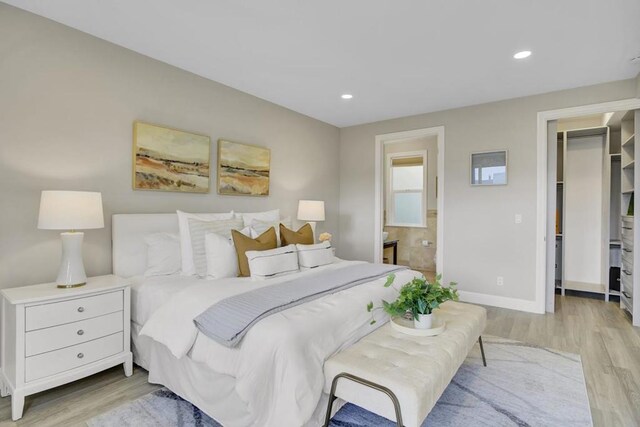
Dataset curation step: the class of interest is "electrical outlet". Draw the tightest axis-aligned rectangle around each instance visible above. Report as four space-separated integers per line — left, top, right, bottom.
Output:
515 214 522 224
421 240 430 247
497 276 504 286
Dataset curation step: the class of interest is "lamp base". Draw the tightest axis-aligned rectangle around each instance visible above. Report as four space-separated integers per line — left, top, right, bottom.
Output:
56 232 88 288
57 282 87 289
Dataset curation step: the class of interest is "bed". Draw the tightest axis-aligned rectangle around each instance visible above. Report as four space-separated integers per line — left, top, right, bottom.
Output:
113 213 421 426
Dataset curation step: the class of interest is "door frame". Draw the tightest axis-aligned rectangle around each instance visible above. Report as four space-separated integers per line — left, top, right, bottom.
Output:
374 126 445 275
536 98 640 313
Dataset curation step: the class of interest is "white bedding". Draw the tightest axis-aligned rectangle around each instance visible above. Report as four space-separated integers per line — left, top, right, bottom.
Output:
130 274 200 326
140 259 421 426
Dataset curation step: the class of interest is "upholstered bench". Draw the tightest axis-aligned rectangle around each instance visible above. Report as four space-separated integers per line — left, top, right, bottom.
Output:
323 301 487 427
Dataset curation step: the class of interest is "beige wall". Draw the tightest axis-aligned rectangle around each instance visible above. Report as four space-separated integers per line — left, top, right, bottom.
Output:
339 79 637 302
557 114 605 132
0 4 340 289
384 212 437 272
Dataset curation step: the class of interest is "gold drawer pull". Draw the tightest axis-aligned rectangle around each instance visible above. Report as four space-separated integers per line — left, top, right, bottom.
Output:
77 329 84 336
77 307 85 313
77 353 84 359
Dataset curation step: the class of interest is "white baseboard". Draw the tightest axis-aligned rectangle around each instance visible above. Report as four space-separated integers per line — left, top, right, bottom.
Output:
457 290 543 314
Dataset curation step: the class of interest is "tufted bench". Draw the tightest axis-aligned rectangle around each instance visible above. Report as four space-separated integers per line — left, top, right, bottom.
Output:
323 301 487 427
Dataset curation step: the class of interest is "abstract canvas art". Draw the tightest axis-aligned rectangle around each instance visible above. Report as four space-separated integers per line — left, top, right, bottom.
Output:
133 122 211 193
217 139 270 196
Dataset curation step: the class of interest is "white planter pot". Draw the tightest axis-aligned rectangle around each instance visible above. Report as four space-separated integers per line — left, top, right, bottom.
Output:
414 313 433 329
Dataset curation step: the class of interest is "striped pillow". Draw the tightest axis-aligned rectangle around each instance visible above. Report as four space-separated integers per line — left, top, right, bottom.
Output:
188 217 244 277
250 217 292 246
296 241 334 269
245 244 299 280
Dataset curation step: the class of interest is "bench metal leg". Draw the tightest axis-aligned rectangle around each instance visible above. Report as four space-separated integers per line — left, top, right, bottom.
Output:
478 335 487 367
324 372 403 427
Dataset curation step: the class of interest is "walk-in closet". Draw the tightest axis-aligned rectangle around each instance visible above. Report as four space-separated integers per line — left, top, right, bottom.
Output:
551 110 640 326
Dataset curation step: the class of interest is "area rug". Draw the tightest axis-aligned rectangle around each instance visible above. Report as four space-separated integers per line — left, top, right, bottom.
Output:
87 336 592 427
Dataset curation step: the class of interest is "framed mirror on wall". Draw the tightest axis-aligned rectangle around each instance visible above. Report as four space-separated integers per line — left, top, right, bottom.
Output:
470 150 508 186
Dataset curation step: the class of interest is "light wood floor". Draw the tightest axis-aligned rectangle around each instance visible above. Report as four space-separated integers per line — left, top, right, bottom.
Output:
1 295 639 426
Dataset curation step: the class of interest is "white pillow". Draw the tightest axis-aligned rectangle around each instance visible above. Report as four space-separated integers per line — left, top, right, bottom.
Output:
245 244 299 280
204 227 250 279
296 241 334 269
237 209 280 227
250 216 292 246
144 233 181 277
177 210 234 276
188 217 244 278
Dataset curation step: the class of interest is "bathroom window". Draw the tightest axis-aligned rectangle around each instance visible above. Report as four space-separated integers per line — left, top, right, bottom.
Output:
386 151 427 227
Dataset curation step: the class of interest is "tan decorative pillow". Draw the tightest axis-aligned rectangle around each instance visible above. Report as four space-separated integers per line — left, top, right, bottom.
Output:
280 223 314 246
232 227 278 277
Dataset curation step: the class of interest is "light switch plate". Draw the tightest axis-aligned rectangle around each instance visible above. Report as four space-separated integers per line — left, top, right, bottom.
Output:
515 214 522 224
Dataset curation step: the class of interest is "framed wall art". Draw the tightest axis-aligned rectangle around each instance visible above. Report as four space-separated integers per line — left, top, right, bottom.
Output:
133 122 211 193
470 150 508 186
217 139 270 196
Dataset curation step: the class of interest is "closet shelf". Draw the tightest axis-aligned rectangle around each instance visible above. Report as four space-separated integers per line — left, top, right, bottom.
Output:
610 153 621 158
610 240 622 246
556 181 564 185
622 134 635 148
623 188 635 194
623 160 635 170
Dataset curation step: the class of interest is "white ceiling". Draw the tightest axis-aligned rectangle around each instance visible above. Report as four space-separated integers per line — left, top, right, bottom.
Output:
5 0 640 127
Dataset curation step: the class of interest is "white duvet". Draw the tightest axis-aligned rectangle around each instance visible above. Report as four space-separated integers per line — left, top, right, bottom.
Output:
140 259 421 426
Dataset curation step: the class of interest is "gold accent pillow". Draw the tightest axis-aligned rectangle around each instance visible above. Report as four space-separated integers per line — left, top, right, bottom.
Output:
232 227 277 277
280 223 314 246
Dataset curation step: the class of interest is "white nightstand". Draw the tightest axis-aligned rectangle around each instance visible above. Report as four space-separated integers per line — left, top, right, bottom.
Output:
0 275 132 420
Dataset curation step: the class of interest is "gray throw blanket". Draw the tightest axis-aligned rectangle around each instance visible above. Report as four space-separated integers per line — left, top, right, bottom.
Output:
194 263 408 347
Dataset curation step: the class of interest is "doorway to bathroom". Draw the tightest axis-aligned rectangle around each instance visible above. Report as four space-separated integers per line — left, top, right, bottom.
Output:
374 126 445 281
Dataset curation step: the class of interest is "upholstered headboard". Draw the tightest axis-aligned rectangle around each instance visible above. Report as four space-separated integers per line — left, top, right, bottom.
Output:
112 213 179 278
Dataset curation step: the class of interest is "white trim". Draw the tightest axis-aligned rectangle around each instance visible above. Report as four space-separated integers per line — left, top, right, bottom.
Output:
536 98 640 314
457 290 540 313
374 126 445 277
386 150 428 228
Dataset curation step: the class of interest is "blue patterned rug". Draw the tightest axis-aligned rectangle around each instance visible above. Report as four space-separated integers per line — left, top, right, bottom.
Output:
87 336 592 426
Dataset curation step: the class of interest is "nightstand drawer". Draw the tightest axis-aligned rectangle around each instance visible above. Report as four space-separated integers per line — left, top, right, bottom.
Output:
25 311 124 356
25 332 123 382
25 291 123 331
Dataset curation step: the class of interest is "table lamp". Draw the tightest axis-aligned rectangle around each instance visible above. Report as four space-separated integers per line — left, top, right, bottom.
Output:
38 191 104 288
297 200 325 241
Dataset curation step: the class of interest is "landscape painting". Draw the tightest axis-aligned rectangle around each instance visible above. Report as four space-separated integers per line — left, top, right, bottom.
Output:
133 122 210 193
218 139 270 196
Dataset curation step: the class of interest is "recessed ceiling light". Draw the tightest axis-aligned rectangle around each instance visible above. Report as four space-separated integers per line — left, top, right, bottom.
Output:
513 50 532 59
341 94 353 100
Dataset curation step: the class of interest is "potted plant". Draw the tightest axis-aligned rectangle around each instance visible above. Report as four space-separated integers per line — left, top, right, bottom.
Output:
367 273 459 329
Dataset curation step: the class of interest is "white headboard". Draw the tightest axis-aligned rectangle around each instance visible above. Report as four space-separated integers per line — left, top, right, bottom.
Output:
112 213 179 278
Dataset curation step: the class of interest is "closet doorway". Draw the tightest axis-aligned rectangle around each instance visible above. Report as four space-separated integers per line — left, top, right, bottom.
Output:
374 126 445 280
545 108 640 325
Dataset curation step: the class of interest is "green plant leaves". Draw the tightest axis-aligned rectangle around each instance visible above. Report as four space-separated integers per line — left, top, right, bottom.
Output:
366 273 459 321
384 274 396 287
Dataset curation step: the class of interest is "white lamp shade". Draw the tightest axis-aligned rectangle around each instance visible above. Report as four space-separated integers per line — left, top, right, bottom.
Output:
38 191 104 230
297 200 325 222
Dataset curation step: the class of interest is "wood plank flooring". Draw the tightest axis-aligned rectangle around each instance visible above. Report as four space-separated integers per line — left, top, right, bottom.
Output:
1 294 639 426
